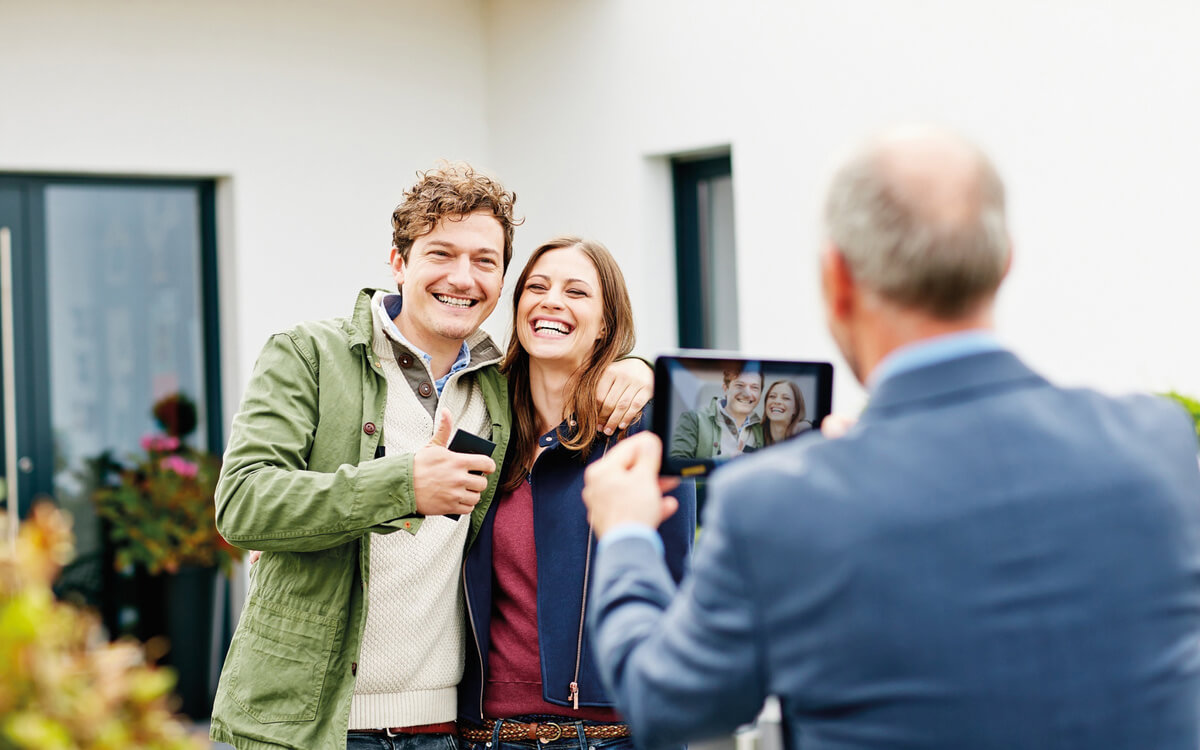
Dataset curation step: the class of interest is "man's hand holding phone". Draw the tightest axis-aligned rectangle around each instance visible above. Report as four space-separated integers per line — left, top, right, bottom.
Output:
413 412 496 517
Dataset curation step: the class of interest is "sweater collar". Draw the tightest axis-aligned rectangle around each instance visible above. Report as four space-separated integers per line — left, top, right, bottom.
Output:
347 287 503 370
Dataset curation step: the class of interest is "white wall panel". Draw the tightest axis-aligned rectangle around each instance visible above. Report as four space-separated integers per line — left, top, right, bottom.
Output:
484 0 1200 411
0 0 492 424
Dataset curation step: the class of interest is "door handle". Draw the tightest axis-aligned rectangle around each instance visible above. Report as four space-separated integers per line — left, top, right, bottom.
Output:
1 226 18 547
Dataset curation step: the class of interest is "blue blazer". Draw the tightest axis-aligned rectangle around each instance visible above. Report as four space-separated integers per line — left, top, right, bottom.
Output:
589 350 1200 750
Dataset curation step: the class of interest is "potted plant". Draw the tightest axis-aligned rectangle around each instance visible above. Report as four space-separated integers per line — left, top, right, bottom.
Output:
93 393 239 577
0 503 207 749
91 392 241 719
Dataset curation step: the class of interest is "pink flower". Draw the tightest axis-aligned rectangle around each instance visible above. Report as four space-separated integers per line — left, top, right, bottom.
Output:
160 455 199 479
141 434 181 453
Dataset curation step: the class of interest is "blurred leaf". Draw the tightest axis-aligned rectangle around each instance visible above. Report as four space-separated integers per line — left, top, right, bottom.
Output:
0 505 207 749
1162 391 1200 444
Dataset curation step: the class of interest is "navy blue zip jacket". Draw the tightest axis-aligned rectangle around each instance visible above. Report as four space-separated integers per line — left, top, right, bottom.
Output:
460 414 696 722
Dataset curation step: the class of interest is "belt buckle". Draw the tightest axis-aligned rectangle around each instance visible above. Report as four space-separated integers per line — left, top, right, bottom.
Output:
539 722 563 744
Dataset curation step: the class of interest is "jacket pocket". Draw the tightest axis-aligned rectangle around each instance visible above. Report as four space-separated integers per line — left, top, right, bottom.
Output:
226 596 340 723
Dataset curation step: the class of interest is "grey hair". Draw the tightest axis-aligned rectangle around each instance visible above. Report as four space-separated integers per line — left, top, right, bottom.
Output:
823 134 1011 319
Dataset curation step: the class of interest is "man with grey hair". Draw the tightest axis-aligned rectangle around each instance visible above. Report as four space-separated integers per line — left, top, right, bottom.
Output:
580 126 1200 749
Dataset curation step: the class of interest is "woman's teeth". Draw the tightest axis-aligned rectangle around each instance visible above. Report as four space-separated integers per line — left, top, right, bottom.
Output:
534 321 571 335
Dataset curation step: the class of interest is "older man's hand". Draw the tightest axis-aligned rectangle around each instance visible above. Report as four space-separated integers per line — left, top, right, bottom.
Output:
821 412 858 439
583 432 680 538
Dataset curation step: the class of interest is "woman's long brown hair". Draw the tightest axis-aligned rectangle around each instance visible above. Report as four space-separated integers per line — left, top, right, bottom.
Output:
499 236 636 492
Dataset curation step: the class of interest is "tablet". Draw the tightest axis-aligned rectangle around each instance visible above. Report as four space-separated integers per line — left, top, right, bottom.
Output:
653 353 834 476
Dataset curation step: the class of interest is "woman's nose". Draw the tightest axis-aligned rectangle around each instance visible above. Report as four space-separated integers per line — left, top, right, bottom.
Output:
540 288 564 309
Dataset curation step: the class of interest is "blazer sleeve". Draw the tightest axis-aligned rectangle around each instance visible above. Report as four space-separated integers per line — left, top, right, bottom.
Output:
588 488 767 749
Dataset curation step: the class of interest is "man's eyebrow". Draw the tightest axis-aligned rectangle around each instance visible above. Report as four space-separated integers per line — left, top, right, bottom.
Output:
422 241 501 256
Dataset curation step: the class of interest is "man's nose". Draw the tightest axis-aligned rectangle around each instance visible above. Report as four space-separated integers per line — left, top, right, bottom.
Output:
446 255 473 288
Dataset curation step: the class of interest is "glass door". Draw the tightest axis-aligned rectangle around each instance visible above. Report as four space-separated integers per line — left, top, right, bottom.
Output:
0 175 222 716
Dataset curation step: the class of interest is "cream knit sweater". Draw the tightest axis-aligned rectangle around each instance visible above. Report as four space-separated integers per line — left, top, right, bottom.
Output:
347 293 495 729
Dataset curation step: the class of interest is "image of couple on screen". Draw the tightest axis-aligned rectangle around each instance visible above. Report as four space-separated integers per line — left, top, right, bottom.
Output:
669 362 813 461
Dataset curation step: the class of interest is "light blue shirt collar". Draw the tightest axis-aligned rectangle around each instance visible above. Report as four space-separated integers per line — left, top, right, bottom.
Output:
868 330 1003 391
376 293 471 396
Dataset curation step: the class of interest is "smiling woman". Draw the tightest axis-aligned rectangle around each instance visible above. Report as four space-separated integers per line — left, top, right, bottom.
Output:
761 379 812 447
457 235 695 749
502 237 635 483
515 244 606 373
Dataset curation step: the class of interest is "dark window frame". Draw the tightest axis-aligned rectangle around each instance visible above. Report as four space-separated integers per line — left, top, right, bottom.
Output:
671 154 734 349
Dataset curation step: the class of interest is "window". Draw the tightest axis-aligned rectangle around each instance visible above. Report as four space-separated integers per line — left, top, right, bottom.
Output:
0 176 221 715
672 154 738 349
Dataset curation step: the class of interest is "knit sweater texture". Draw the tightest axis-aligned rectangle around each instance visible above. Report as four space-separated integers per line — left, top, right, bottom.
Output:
347 291 495 729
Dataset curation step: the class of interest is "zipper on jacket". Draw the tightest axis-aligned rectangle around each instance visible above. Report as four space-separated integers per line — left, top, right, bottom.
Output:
568 439 608 710
463 560 486 719
568 523 594 710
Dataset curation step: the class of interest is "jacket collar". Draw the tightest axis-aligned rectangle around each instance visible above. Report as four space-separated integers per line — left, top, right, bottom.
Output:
861 349 1046 423
346 287 380 350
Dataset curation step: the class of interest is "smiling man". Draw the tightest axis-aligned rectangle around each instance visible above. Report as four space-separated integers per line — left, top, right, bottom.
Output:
669 362 764 460
209 163 651 750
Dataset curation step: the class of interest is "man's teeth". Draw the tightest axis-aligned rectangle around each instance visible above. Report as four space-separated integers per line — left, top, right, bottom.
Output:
534 321 571 335
435 294 473 308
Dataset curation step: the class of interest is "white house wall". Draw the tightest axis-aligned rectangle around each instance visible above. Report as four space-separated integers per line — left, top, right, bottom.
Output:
0 0 493 427
2 0 1197 420
483 0 1200 411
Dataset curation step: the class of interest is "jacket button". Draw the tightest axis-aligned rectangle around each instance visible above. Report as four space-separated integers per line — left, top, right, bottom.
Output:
399 354 414 367
363 422 376 435
418 382 433 398
351 661 357 676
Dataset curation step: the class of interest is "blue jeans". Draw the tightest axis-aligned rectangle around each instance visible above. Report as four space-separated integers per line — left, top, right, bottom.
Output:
348 731 459 750
457 717 634 750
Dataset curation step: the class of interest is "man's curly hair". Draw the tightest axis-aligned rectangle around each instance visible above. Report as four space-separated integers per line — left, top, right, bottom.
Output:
391 162 520 271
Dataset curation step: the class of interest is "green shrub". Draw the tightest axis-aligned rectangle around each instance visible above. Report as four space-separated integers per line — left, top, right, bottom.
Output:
1162 391 1200 444
1 504 206 750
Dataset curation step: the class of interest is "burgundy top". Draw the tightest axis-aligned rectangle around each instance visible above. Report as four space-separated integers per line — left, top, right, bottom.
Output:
483 480 620 721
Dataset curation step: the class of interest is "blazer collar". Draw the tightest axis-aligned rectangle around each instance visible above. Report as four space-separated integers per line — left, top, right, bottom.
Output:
861 349 1046 421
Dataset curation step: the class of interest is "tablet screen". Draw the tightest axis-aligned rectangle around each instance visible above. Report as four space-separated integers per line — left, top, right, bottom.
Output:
653 354 834 476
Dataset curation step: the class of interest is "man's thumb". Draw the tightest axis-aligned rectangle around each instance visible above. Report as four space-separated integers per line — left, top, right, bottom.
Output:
430 411 454 447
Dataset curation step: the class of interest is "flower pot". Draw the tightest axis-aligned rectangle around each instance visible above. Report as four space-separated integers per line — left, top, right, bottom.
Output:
109 564 219 719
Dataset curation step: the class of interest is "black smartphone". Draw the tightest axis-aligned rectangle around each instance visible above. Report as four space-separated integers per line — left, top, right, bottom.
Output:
445 429 497 520
653 352 833 476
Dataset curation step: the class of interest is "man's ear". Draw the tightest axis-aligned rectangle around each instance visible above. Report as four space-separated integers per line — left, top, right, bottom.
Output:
820 246 856 321
389 247 406 287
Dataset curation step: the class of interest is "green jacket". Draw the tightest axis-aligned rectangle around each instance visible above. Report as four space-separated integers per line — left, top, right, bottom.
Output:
210 289 510 750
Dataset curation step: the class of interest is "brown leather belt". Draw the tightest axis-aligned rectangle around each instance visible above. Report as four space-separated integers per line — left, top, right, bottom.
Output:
351 721 458 736
459 720 630 743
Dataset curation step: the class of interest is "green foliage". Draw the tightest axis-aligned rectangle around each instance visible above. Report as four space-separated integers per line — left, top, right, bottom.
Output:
93 441 240 577
0 504 207 750
92 394 241 577
1162 391 1200 444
